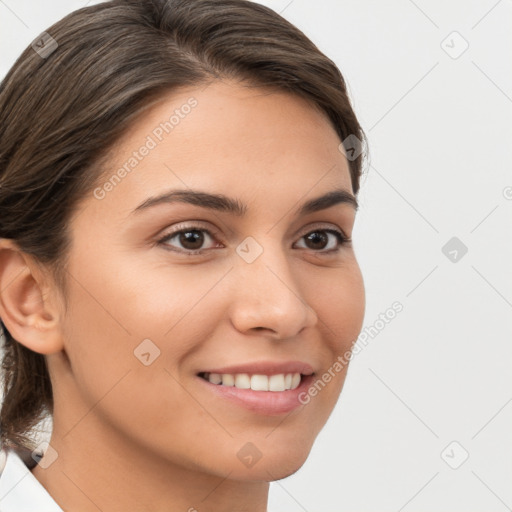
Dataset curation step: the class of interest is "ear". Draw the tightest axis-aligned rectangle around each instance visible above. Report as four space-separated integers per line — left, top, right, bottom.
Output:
0 238 64 355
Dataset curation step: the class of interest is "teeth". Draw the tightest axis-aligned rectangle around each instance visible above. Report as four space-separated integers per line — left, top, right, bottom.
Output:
268 374 285 391
209 373 222 385
235 373 251 389
251 374 268 391
221 374 235 386
205 372 302 391
291 373 301 389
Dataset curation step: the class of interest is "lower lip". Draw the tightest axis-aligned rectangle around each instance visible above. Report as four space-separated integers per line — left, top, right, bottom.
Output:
196 374 315 415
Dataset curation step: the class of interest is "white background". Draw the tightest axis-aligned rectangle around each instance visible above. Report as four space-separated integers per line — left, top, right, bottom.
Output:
1 1 511 511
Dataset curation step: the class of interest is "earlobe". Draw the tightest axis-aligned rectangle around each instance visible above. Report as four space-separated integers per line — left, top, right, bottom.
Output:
0 239 64 355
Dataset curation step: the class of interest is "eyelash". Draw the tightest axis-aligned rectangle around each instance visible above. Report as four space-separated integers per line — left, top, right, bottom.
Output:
156 223 351 256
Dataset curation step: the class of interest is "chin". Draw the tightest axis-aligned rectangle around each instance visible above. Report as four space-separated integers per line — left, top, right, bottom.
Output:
223 442 313 482
266 455 309 481
233 457 310 482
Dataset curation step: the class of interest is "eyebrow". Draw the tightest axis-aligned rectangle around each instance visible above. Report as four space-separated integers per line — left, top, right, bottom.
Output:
131 187 358 216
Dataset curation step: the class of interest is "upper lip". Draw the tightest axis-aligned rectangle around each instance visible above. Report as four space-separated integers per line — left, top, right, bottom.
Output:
198 360 315 376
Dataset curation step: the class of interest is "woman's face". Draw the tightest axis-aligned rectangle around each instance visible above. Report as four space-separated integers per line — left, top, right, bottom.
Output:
50 79 365 480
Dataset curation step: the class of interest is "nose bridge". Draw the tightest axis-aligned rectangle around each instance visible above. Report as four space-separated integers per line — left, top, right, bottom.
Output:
229 235 317 338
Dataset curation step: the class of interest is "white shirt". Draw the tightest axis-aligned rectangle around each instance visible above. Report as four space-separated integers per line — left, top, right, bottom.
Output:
0 447 63 511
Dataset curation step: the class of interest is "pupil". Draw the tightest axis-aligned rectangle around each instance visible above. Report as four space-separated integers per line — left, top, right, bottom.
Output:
181 230 203 249
306 232 327 249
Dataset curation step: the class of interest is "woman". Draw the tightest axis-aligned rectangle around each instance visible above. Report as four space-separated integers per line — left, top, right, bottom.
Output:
0 0 366 510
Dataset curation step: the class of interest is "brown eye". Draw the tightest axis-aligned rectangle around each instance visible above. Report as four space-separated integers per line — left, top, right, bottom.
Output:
158 225 219 254
177 230 205 251
304 231 329 250
295 229 349 253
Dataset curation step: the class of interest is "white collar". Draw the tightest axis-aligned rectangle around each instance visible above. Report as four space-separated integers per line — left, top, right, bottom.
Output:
0 447 63 511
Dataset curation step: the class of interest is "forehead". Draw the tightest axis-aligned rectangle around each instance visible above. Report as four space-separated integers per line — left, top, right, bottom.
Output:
83 79 353 221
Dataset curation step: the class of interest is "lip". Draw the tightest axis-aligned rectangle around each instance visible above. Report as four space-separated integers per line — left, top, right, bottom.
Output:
196 368 315 416
198 360 315 376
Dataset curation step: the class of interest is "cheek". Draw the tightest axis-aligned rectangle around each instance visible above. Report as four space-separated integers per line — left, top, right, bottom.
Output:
59 255 228 411
59 271 223 466
64 251 221 351
287 261 365 418
308 260 366 351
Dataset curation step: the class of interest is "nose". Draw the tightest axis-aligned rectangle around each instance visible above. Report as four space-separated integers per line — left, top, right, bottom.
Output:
228 243 318 340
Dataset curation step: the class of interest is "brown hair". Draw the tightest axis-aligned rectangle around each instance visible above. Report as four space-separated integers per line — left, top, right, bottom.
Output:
0 0 366 457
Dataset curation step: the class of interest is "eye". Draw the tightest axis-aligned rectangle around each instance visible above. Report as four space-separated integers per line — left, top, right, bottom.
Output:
294 228 351 253
157 224 220 255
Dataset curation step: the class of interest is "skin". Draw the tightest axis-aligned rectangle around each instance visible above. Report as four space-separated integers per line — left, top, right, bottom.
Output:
0 79 365 512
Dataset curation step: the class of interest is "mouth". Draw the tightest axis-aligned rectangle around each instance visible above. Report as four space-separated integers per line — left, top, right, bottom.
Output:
195 363 315 415
197 371 304 391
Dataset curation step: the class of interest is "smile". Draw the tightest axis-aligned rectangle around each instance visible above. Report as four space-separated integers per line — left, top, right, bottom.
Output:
198 372 302 391
195 361 316 415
